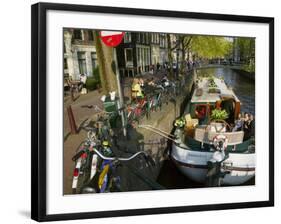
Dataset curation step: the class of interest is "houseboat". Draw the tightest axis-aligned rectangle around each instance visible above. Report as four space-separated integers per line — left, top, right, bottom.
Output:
171 76 255 186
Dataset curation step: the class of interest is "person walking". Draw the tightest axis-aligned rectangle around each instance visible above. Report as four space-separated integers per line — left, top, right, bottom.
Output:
79 73 87 94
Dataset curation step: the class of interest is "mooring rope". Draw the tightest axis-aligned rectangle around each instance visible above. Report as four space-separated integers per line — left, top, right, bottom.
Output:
138 125 176 142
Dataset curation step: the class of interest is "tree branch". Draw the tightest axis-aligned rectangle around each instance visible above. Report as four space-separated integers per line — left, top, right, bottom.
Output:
183 36 193 50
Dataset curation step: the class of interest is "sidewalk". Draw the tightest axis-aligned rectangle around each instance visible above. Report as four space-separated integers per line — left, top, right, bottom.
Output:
64 90 104 137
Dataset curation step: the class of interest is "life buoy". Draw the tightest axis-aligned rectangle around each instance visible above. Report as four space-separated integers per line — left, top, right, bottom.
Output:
213 134 228 151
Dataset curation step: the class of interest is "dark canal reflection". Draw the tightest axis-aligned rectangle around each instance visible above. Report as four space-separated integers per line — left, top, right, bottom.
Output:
157 67 255 189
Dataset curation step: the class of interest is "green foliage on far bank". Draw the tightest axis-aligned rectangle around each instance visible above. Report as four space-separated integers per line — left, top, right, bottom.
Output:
242 62 255 74
235 37 255 74
189 36 232 59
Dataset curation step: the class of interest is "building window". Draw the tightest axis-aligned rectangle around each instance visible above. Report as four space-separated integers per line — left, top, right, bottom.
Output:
137 33 140 43
142 33 145 43
139 33 143 44
125 48 133 67
91 52 98 69
144 48 147 65
64 58 68 69
88 30 94 41
147 48 150 65
124 32 131 43
73 29 82 40
160 34 166 48
78 52 87 74
137 47 141 64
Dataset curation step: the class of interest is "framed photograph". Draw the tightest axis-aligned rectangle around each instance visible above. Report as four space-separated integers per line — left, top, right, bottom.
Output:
31 2 274 222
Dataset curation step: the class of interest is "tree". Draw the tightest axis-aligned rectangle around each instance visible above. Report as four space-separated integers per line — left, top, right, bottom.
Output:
236 37 255 73
187 36 232 59
94 31 118 94
167 34 175 78
236 37 255 63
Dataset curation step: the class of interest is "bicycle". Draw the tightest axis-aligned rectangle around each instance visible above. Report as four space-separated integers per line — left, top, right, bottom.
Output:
71 133 155 193
81 105 117 140
126 97 150 125
71 129 100 194
146 87 163 112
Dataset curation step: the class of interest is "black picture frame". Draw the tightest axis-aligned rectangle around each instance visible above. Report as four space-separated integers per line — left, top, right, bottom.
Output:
31 2 274 222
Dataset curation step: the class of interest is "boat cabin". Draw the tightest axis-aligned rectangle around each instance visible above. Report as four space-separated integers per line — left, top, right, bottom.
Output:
189 77 241 125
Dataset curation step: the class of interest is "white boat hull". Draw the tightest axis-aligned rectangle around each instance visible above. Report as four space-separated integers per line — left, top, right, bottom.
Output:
171 143 255 185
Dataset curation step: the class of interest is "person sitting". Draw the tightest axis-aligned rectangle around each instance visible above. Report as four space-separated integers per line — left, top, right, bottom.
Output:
248 114 255 137
139 77 144 87
147 78 156 86
243 113 251 140
195 106 207 125
232 113 244 132
131 78 144 101
161 75 170 87
144 78 157 95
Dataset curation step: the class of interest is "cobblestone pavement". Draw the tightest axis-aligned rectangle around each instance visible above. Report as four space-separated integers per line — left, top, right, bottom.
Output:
63 90 103 136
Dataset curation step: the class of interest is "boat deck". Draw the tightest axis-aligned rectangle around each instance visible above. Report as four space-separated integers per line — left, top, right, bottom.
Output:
191 78 239 103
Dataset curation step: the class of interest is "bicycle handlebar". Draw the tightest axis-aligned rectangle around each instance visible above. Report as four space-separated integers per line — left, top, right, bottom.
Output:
92 148 148 162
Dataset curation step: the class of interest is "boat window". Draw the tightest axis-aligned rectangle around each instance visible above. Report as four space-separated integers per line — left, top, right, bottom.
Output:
195 105 206 117
209 105 215 116
195 105 207 125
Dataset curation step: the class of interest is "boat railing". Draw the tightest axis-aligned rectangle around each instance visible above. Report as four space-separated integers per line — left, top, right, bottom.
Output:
194 128 244 146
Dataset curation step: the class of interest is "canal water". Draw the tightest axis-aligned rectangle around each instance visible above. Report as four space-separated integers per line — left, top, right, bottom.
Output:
157 67 255 189
197 67 255 115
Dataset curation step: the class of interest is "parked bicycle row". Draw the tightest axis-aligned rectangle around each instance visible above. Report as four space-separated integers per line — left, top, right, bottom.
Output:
71 121 155 194
126 75 188 125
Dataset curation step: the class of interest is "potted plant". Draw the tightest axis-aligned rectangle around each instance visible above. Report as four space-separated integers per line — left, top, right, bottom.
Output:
211 108 228 120
209 109 229 132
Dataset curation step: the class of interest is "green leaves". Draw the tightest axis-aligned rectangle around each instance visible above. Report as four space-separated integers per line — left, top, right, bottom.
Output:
236 37 255 62
211 109 229 120
235 37 255 73
183 35 232 58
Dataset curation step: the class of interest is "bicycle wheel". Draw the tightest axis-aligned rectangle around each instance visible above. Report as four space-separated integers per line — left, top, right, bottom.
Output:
71 153 92 194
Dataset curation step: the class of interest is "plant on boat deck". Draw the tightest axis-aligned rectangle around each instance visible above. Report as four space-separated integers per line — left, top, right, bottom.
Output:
211 108 228 120
208 76 217 88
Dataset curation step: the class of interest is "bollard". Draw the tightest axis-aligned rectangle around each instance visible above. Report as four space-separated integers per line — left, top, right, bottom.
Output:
67 105 78 134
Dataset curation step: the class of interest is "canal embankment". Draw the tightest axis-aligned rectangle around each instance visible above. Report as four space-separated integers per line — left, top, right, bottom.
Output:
230 68 255 80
